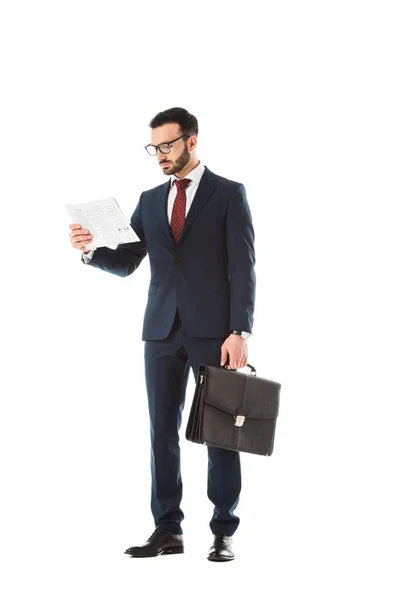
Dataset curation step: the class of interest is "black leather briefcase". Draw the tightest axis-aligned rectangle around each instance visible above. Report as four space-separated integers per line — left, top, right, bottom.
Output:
185 364 281 456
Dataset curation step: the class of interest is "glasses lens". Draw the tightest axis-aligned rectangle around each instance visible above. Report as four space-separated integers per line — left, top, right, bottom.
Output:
158 143 170 154
146 145 157 156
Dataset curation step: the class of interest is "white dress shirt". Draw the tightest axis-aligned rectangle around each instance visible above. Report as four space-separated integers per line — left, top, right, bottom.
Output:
82 161 205 263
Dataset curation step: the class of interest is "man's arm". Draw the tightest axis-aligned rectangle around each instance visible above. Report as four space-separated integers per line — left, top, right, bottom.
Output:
225 183 256 334
81 192 147 277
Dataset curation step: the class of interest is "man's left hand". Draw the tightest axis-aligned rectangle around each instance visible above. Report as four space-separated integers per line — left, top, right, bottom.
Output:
220 334 248 370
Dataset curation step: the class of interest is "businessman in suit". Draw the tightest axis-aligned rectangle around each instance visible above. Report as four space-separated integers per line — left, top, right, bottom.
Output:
69 107 256 561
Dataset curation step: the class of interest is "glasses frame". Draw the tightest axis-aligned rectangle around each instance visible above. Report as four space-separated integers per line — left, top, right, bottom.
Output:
144 134 190 156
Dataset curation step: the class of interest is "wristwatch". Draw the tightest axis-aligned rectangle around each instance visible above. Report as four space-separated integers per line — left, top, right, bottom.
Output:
230 330 250 340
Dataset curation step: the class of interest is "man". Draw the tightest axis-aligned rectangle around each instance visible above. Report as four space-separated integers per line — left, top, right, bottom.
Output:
69 107 256 562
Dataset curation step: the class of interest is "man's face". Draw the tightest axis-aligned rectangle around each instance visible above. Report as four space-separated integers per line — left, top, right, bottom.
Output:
150 123 192 176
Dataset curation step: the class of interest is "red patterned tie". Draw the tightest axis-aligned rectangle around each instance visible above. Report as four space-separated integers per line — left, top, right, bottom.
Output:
170 178 191 243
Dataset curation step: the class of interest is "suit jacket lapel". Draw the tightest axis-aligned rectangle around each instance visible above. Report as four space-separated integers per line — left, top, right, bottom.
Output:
178 166 217 245
159 179 176 247
158 165 218 247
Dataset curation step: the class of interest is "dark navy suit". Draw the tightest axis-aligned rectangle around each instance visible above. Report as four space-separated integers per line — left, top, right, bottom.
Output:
83 164 256 536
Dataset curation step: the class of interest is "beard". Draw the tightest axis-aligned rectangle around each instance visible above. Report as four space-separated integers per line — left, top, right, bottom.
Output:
161 143 191 175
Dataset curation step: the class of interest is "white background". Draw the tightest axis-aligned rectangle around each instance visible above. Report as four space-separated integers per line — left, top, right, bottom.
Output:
1 1 399 598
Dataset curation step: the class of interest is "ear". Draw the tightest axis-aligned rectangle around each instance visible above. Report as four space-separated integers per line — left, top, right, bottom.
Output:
188 136 197 151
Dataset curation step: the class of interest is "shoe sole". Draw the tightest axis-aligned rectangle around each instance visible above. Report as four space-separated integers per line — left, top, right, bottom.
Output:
126 546 184 558
207 555 235 562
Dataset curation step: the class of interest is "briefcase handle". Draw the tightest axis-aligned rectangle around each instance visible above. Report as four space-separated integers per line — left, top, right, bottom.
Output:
224 361 257 376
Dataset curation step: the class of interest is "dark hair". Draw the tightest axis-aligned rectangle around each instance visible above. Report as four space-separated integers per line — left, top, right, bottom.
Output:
149 107 198 137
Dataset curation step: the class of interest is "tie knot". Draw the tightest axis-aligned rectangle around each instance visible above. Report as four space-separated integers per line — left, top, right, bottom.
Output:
174 178 191 191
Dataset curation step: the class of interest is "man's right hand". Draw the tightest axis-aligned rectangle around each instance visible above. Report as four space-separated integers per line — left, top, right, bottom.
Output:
69 223 93 254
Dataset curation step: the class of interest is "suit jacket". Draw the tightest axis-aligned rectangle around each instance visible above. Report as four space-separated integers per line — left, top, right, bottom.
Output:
82 165 256 341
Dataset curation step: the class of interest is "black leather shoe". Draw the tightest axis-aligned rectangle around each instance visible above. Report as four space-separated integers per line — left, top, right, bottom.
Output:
207 534 235 561
124 528 184 558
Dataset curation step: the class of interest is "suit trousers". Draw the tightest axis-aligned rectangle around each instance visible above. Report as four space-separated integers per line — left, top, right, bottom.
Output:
144 309 241 536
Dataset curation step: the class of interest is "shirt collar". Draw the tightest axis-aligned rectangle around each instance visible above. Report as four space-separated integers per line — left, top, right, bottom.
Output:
170 160 205 188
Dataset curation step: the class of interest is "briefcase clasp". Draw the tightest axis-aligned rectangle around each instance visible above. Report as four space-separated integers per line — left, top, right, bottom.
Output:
234 415 246 427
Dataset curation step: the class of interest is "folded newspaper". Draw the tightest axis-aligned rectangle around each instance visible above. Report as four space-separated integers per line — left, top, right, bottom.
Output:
65 197 139 250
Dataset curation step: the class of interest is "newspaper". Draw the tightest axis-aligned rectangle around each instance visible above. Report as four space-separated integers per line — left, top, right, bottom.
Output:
65 197 140 250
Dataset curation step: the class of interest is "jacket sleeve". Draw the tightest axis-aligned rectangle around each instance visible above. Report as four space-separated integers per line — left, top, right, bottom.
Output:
81 192 147 277
225 183 256 333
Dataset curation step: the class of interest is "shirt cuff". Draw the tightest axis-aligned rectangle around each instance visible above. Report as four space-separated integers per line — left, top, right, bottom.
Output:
82 249 95 263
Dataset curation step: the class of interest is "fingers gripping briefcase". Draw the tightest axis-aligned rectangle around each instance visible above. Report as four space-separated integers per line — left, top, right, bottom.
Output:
185 364 281 456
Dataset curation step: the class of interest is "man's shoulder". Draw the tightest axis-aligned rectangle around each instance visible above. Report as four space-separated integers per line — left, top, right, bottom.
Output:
204 166 244 191
142 181 168 197
140 166 244 197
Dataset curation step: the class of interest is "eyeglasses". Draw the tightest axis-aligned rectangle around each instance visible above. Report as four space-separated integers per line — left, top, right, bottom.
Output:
144 134 190 156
